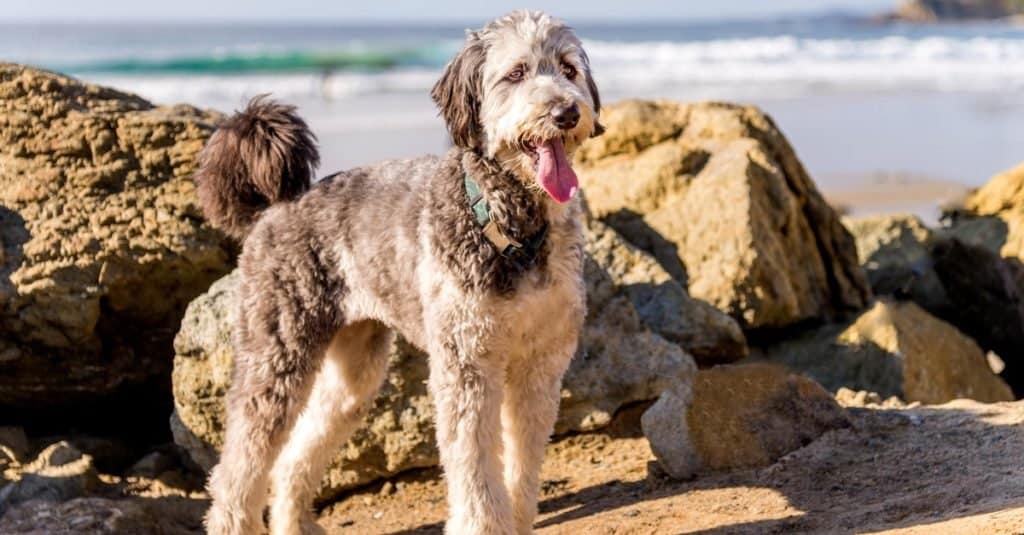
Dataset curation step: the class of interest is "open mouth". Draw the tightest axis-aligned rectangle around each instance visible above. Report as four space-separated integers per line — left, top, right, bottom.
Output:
525 136 578 204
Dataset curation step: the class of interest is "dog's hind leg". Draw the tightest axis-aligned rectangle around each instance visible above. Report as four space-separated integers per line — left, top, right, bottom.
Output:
269 320 393 535
204 262 344 535
501 342 576 534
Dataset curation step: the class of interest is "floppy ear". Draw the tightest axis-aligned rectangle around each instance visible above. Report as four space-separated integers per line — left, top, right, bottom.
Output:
581 50 605 137
431 33 486 148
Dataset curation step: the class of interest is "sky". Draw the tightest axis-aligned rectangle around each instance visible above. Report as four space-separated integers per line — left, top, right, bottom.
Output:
4 0 897 23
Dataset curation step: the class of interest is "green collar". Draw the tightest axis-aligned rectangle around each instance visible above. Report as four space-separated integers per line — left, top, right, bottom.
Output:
464 174 548 268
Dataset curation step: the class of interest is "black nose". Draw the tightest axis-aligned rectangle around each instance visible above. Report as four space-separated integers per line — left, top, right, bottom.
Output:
552 103 580 130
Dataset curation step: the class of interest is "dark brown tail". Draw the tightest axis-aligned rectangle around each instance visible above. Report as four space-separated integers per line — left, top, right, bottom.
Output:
195 95 319 240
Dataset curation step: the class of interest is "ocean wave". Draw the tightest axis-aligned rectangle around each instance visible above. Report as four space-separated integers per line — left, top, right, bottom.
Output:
61 46 449 74
81 35 1024 105
585 36 1024 91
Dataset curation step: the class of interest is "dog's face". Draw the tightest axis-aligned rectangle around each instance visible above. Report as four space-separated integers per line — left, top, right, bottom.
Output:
431 11 602 204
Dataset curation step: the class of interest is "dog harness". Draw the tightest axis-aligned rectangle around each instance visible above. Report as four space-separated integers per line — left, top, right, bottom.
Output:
464 175 548 268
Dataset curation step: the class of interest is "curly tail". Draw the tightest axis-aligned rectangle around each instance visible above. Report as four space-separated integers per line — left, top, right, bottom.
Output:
195 96 319 241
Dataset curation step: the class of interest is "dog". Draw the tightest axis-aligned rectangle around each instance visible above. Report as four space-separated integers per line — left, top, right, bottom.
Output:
196 10 601 535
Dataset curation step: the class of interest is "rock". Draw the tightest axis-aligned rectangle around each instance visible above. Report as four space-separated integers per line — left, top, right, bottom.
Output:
763 300 1014 404
576 100 871 329
0 427 29 466
954 162 1024 261
172 223 699 499
843 214 949 312
0 497 164 535
583 220 747 364
0 441 98 514
127 451 177 479
931 238 1024 394
0 64 231 410
844 213 1024 394
641 363 849 479
884 0 1024 22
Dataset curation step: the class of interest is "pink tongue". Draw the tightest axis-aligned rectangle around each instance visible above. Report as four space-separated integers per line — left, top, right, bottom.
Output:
536 138 578 203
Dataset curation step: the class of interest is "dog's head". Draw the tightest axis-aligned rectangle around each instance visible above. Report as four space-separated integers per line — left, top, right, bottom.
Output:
431 10 602 204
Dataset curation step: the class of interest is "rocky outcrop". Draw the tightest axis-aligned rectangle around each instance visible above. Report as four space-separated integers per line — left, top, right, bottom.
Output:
171 222 707 500
843 209 1024 393
0 64 231 409
642 363 849 479
576 100 871 329
883 0 1024 22
763 300 1014 404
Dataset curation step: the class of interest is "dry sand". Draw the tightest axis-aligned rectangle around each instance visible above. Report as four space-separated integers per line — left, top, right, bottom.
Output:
15 398 1024 534
317 401 1024 534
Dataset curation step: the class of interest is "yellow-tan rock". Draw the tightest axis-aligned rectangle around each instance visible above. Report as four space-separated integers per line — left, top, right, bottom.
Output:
642 363 849 479
764 300 1014 404
957 162 1024 261
0 64 231 408
577 100 871 329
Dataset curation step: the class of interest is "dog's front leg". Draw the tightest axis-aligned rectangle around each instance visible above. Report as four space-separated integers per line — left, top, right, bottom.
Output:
501 341 576 534
428 323 513 534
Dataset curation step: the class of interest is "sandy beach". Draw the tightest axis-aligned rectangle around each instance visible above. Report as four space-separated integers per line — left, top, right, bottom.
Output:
5 8 1024 534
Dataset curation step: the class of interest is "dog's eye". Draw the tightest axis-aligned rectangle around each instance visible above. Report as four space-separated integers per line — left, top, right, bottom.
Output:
562 62 578 80
506 66 525 82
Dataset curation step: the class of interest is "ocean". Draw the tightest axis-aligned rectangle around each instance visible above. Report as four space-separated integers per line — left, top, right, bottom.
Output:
5 16 1024 217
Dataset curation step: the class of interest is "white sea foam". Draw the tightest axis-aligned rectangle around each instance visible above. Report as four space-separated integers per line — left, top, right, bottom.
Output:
85 35 1024 107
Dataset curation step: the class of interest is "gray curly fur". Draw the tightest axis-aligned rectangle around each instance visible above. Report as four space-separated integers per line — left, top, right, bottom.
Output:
199 11 602 535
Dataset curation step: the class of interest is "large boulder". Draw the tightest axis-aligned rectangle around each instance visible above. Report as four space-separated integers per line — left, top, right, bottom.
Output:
576 100 871 329
762 300 1014 404
642 363 849 479
172 222 703 500
0 64 231 409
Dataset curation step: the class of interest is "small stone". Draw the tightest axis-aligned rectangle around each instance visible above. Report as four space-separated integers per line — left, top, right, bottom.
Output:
0 427 29 465
128 451 175 478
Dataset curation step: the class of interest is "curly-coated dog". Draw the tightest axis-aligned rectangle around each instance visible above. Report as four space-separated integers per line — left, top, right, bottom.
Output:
197 10 602 535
